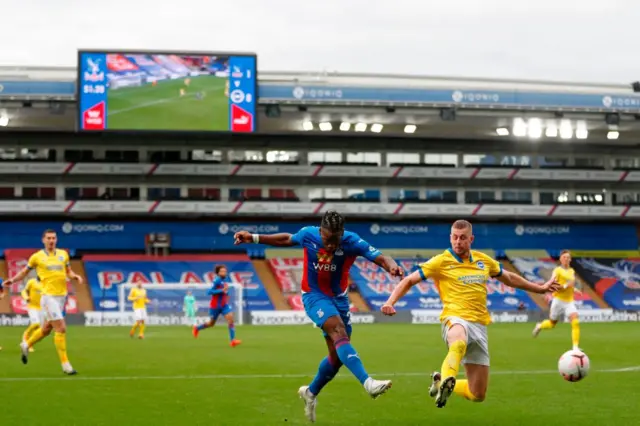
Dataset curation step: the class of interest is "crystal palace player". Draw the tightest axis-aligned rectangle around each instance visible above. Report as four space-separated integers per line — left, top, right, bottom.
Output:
192 265 241 347
234 211 403 422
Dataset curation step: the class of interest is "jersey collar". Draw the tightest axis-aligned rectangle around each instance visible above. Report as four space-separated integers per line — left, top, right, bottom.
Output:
447 248 473 263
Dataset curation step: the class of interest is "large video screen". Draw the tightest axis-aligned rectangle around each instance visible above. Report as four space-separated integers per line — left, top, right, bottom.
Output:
77 50 257 132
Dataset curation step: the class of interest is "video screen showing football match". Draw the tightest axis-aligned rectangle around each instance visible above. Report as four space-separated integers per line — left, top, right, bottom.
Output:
78 51 257 132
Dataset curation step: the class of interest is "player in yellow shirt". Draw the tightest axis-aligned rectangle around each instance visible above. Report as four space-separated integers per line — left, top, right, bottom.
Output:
128 283 150 339
532 249 581 350
3 229 83 375
21 276 44 352
381 220 559 408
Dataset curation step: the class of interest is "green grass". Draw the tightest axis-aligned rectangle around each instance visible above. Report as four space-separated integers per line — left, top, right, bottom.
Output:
0 323 638 426
107 75 229 131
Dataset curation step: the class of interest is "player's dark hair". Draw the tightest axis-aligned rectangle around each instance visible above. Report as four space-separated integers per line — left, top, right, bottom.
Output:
321 210 345 234
42 229 56 237
215 265 226 274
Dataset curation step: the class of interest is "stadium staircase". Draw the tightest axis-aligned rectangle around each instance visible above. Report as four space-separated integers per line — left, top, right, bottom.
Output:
70 259 93 312
0 259 10 313
503 251 549 311
348 290 370 312
251 260 290 310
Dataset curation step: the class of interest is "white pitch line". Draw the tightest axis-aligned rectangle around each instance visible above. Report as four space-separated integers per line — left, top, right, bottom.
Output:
0 366 638 383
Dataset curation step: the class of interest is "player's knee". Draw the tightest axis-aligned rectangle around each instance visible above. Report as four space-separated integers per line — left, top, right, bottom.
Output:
472 391 486 402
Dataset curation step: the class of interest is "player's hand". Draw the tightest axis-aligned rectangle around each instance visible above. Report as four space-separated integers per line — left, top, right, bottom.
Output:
541 278 561 293
234 231 253 245
381 303 396 316
388 266 405 279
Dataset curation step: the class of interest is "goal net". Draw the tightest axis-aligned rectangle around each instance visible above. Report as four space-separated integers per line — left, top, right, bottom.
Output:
117 283 244 325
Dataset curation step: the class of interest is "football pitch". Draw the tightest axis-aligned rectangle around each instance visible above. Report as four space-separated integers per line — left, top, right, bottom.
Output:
106 75 229 131
0 323 638 426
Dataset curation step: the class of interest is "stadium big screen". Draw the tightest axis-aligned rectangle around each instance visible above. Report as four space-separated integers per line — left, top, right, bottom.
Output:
77 50 257 132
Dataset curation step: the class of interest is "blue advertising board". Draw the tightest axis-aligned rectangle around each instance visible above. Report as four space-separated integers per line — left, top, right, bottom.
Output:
84 257 273 312
77 50 257 132
0 221 635 252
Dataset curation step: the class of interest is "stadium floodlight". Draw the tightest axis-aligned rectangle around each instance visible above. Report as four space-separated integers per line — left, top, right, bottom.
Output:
496 127 509 136
512 118 527 137
319 122 332 131
339 122 351 131
559 120 572 139
595 194 603 202
404 124 417 133
354 123 367 132
527 118 542 139
545 127 558 138
0 115 8 127
302 121 313 131
607 131 619 140
575 129 588 139
370 123 383 133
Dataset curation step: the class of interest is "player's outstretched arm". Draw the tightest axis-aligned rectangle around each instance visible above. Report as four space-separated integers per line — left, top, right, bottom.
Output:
233 230 296 247
381 271 422 315
373 254 405 278
3 266 31 288
497 270 561 294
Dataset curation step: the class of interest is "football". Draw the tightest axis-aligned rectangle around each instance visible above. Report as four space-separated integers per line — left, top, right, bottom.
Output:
558 349 590 382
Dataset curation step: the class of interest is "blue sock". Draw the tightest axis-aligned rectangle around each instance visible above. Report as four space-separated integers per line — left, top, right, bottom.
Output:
309 356 341 395
196 323 207 331
335 337 369 385
228 324 236 341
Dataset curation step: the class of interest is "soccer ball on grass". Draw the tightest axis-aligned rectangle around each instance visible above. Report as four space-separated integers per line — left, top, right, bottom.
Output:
558 349 590 382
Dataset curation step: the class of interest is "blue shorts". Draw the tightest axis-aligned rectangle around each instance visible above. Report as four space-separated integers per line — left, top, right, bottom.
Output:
209 304 232 319
302 292 352 337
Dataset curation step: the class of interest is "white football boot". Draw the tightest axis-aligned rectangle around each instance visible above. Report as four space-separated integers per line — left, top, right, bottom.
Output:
429 371 441 398
298 386 317 423
532 322 542 337
435 376 456 408
364 377 392 399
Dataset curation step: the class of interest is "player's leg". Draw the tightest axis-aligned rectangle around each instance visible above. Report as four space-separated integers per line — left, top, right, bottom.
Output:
454 364 489 402
22 298 54 359
567 305 580 350
451 322 490 402
299 335 343 422
23 308 42 352
193 309 219 337
223 306 241 347
432 319 469 408
533 299 560 336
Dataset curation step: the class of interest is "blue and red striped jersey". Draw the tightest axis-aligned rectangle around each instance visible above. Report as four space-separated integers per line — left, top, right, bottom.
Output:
291 226 381 297
209 275 229 308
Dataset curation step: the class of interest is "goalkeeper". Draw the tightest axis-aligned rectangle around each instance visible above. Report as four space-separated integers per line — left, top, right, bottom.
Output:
183 290 197 326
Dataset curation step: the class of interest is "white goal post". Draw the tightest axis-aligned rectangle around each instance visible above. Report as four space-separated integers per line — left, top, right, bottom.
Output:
117 283 244 325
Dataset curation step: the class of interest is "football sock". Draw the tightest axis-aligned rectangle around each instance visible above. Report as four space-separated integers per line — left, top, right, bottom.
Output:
139 323 145 336
571 318 580 347
335 337 369 385
130 323 138 335
540 320 555 330
228 324 236 341
309 355 342 395
54 332 69 364
196 323 210 331
23 323 40 341
453 380 480 401
441 340 466 379
26 328 46 348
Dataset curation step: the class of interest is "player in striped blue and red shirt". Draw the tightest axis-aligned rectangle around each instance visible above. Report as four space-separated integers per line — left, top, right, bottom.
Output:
192 265 241 347
234 210 404 422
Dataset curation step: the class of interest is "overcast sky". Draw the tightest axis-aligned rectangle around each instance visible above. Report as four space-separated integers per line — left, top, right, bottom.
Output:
3 0 638 84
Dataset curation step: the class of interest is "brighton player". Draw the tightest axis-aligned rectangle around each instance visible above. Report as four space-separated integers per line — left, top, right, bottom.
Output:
4 229 83 374
532 249 581 350
192 265 242 347
234 210 402 422
183 290 197 326
21 275 43 352
128 283 150 339
381 220 559 408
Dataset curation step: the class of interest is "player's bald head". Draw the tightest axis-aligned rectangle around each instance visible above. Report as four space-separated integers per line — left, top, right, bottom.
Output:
451 219 472 234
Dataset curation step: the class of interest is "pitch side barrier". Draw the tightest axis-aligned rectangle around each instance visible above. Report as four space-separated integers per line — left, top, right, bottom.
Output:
0 309 638 327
